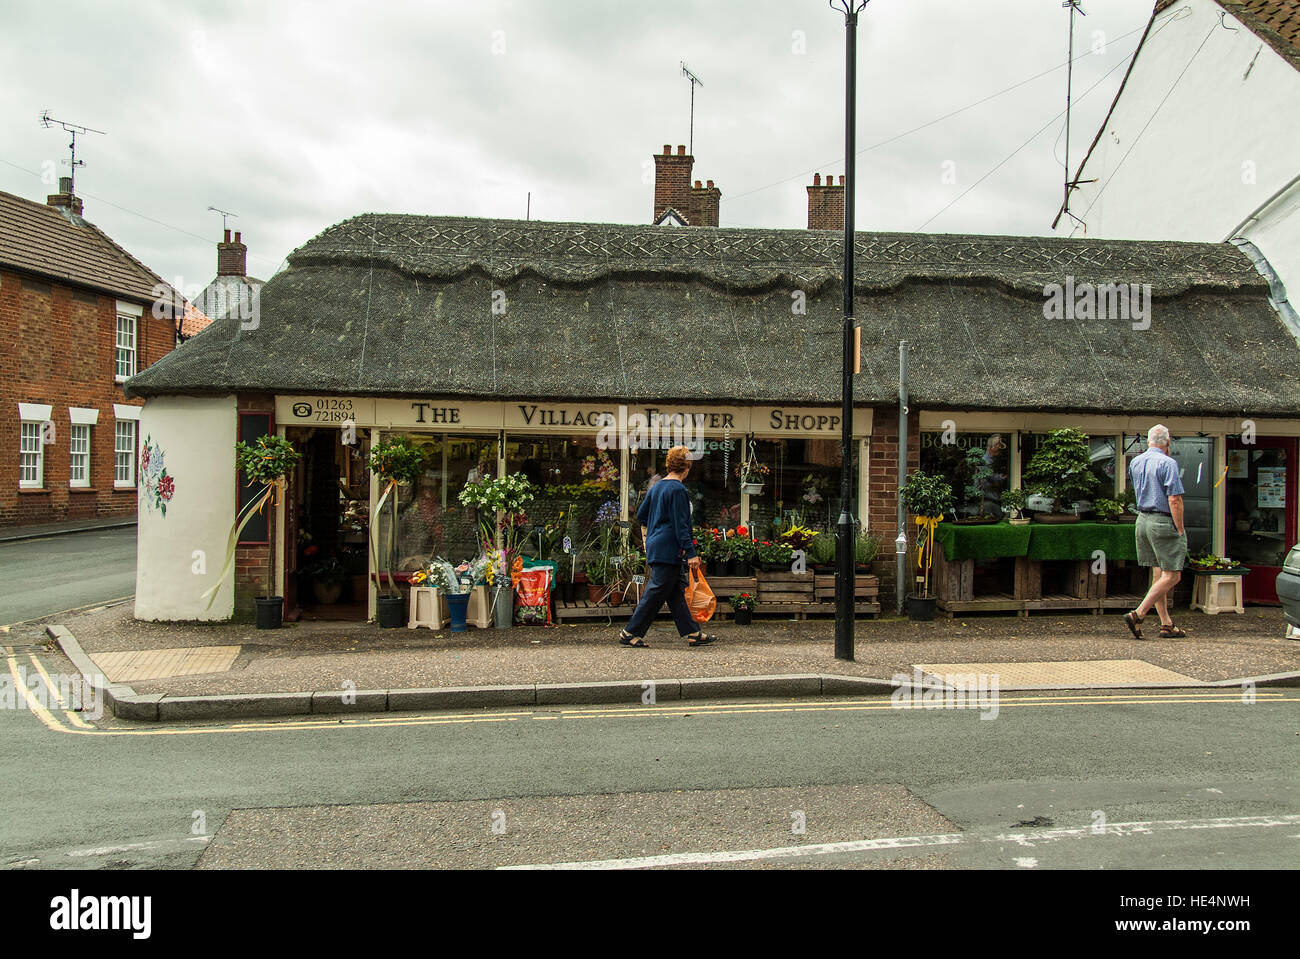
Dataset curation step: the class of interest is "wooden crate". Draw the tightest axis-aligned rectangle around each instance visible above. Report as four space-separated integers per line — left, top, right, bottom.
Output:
756 570 814 605
705 576 758 599
813 574 880 602
1013 556 1042 601
934 545 974 603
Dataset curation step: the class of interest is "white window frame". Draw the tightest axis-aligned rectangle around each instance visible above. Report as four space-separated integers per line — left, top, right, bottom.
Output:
115 300 142 383
68 407 99 489
113 404 141 488
69 423 91 488
20 421 44 489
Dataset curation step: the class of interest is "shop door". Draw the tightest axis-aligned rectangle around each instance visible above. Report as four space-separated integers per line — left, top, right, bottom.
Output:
1224 437 1297 603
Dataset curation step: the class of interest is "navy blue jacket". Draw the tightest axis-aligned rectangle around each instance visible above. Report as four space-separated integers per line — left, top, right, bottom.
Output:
636 478 697 565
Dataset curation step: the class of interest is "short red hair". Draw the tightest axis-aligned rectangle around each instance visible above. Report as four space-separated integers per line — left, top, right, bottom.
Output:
665 445 691 473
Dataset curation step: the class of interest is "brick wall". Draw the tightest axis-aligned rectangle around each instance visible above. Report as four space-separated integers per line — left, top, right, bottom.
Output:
1 268 178 527
233 392 277 614
653 144 695 224
867 407 920 601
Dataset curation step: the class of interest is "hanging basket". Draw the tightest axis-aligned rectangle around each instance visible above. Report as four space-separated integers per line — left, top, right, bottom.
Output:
740 482 764 496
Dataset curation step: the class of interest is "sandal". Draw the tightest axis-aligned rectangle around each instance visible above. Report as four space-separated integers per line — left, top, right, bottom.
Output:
686 631 718 647
1158 623 1187 638
619 630 649 648
1123 611 1145 640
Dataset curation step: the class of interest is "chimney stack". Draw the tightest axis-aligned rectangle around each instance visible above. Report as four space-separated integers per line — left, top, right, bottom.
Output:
807 172 845 231
690 178 722 228
652 143 722 226
46 176 84 218
217 229 247 277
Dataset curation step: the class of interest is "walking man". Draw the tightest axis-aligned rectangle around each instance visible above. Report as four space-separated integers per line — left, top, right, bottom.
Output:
1124 424 1188 639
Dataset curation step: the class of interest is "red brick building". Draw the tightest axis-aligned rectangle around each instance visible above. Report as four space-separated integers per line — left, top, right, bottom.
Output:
0 180 204 528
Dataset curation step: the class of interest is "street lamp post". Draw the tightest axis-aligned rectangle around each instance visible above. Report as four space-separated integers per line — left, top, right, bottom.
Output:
831 0 870 661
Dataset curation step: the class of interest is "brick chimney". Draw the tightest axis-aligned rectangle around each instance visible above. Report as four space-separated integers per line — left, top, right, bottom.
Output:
690 179 722 228
217 229 247 277
807 173 845 231
653 144 695 224
46 176 83 218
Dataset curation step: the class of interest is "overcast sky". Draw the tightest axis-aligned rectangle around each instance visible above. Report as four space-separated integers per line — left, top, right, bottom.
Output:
0 0 1153 295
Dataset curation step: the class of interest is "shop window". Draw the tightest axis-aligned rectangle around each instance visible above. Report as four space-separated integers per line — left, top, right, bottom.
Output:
386 433 498 565
1022 432 1118 501
1123 434 1214 556
236 413 271 544
507 433 618 560
631 435 739 533
747 437 845 538
919 431 1008 518
1224 439 1292 569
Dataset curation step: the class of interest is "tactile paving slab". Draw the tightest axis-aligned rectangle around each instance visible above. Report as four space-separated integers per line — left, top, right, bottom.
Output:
91 646 241 682
913 659 1202 687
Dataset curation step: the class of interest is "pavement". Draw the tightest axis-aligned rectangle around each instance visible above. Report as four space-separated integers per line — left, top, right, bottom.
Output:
24 601 1300 723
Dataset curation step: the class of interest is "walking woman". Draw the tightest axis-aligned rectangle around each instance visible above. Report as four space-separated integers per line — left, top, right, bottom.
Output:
619 445 719 648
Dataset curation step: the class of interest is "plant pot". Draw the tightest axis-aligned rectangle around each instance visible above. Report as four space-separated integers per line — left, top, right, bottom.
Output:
608 588 625 607
907 594 937 621
759 562 786 572
376 594 405 628
255 596 283 630
1008 517 1031 526
734 608 753 625
493 586 513 628
722 558 737 576
1032 512 1081 524
734 560 753 577
741 482 764 496
954 516 999 525
446 592 470 632
1118 514 1138 524
560 581 576 604
586 582 605 604
312 580 344 605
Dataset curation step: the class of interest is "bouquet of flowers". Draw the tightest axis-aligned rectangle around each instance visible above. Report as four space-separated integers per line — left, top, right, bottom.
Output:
581 449 619 484
728 592 757 611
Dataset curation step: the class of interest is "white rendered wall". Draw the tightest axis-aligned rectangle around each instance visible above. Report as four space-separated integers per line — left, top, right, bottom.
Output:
134 394 238 621
1058 0 1300 298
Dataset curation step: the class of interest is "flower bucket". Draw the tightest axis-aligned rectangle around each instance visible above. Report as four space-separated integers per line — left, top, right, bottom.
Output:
376 595 405 629
493 586 513 629
446 592 470 632
907 594 937 622
255 596 283 630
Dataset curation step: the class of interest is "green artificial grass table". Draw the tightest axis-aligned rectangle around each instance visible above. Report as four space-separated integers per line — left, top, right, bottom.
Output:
932 520 1138 562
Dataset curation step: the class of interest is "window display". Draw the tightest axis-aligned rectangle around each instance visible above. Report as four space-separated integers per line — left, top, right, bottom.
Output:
920 431 1008 518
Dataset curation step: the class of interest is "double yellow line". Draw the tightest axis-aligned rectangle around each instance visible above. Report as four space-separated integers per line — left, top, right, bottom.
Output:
5 646 1293 738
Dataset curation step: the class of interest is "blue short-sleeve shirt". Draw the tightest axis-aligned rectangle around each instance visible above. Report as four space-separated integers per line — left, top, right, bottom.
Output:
1128 447 1185 513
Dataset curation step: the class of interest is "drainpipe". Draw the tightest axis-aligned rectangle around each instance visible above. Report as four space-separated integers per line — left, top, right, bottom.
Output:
1229 237 1300 343
897 340 909 615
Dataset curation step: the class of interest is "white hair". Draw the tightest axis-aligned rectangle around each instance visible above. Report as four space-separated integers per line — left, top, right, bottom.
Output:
1147 424 1171 447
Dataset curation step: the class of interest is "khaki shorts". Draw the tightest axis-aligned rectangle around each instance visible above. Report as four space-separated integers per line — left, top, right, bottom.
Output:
1136 512 1187 571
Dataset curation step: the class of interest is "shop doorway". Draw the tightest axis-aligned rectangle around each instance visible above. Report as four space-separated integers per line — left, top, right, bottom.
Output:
1225 436 1296 604
286 427 371 620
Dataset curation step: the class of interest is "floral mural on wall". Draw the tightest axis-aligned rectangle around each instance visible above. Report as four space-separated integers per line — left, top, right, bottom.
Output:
139 434 175 516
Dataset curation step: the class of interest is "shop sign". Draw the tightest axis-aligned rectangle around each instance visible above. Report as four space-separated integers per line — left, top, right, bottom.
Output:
278 396 375 425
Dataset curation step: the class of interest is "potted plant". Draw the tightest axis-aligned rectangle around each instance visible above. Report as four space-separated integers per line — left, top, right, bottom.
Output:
1000 488 1030 526
694 527 722 574
425 558 472 632
1119 486 1139 523
781 523 818 553
807 532 836 571
1022 428 1099 523
735 458 770 496
730 529 757 576
584 553 612 604
234 435 302 629
898 470 955 621
304 555 348 605
729 591 757 625
756 540 794 572
1093 498 1123 523
958 447 1000 523
855 532 880 573
367 435 430 627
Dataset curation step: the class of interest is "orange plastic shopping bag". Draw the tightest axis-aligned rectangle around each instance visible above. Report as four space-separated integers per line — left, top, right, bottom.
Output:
685 566 717 623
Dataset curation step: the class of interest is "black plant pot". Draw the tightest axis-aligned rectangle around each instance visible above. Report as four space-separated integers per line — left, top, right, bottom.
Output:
560 581 576 604
733 560 752 577
734 608 753 625
255 596 283 630
907 594 937 622
376 594 405 628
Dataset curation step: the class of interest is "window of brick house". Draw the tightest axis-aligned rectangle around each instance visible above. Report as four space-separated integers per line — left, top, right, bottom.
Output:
114 301 142 382
20 421 44 488
114 420 137 486
70 424 91 487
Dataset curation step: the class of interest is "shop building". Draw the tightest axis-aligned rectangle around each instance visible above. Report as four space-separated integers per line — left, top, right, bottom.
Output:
122 212 1300 620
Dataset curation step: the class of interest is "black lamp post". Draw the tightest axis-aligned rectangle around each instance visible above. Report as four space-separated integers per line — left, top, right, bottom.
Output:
831 0 870 661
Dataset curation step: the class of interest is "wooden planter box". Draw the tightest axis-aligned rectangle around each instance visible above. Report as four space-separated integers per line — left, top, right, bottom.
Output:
813 574 880 602
756 570 815 604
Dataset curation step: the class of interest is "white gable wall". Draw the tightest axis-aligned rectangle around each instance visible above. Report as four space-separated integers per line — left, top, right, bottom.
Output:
1057 0 1300 298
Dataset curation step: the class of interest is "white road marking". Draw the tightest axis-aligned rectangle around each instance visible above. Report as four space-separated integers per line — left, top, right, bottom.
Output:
500 814 1300 870
64 836 210 858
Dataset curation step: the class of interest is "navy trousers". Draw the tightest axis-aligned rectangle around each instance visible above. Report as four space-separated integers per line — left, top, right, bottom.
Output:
625 562 698 638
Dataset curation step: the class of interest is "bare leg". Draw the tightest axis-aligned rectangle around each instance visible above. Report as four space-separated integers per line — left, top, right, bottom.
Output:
1137 567 1178 623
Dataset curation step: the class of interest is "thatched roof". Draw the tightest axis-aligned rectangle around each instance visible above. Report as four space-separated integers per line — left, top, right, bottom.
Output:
125 214 1300 416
